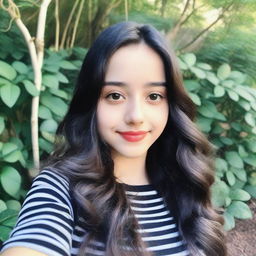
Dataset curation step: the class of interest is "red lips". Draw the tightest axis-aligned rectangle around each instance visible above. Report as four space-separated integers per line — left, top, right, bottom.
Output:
117 131 148 142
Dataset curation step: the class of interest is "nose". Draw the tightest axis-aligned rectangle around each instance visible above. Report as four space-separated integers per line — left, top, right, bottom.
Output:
124 97 144 126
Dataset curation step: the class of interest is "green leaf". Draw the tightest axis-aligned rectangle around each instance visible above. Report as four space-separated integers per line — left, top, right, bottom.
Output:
196 62 212 70
206 72 219 85
244 185 256 198
198 105 215 118
246 139 256 152
238 145 248 158
188 92 201 105
227 89 239 101
182 53 196 67
2 142 18 156
0 77 12 87
198 101 225 121
43 74 59 89
225 151 244 169
49 88 69 100
223 211 235 231
0 60 17 80
226 171 236 186
222 80 234 88
214 85 225 97
250 101 256 111
0 226 12 241
41 131 55 143
231 179 246 189
215 112 226 121
245 113 255 127
41 93 68 117
0 209 18 226
238 100 251 111
3 150 21 163
216 158 228 172
225 197 231 207
22 80 40 96
227 201 252 219
40 119 58 133
177 58 188 70
229 71 246 84
60 60 77 70
0 200 7 212
0 166 21 197
211 180 229 207
231 122 241 132
212 124 224 134
12 61 28 74
6 200 21 211
232 168 247 182
39 105 52 119
39 138 53 154
229 189 251 201
196 116 212 132
217 64 231 80
57 72 69 83
0 84 21 108
219 137 233 145
9 137 23 150
184 80 200 91
235 87 254 102
190 67 206 79
0 116 5 134
244 155 256 167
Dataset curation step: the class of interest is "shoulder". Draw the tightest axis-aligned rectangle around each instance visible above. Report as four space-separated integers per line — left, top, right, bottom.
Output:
0 247 48 256
33 168 70 192
1 168 75 256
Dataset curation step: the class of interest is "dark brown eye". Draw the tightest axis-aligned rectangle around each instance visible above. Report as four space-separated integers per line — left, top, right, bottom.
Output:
149 93 162 101
112 93 121 100
106 93 123 101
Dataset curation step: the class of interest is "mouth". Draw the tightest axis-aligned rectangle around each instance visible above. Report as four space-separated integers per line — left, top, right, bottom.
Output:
117 131 148 142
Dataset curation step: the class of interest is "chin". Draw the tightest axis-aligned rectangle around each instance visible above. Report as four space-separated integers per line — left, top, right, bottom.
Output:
112 149 148 159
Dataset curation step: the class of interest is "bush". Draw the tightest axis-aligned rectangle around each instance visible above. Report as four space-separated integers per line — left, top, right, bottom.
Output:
179 53 256 230
0 27 86 241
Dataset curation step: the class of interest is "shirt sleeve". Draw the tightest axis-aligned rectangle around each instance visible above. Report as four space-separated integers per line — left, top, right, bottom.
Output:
1 169 74 256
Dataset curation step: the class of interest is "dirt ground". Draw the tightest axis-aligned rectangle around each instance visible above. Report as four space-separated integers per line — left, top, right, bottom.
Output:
226 198 256 256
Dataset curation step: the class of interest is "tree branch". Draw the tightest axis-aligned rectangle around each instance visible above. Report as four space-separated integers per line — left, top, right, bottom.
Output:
179 3 234 52
1 0 52 172
125 0 128 21
70 0 85 48
167 0 196 41
54 0 60 51
59 0 79 49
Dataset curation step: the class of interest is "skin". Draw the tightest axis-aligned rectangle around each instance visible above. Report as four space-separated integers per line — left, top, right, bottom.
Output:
97 42 169 185
0 247 48 256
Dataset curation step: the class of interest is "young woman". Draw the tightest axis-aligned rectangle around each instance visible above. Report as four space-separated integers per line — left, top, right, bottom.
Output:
1 21 227 256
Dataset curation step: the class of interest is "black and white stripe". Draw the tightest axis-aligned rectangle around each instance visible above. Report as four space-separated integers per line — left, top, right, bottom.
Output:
1 170 189 256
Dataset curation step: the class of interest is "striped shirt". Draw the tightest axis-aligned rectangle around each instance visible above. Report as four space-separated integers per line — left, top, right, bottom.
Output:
1 169 189 256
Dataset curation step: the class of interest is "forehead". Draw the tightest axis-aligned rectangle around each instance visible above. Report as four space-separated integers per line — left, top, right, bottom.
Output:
105 42 165 83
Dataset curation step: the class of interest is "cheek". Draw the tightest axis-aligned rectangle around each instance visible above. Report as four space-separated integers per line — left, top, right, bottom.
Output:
151 104 169 129
96 104 120 131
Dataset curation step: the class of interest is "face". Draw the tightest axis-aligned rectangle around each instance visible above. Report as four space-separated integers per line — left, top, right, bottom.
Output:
96 43 169 161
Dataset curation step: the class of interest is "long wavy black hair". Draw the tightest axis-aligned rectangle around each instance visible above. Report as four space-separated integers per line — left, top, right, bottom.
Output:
43 21 227 256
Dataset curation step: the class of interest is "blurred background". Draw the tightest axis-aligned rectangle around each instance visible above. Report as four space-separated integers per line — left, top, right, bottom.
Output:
0 0 255 255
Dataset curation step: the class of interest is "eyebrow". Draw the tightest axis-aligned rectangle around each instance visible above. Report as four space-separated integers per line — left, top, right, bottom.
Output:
103 81 167 87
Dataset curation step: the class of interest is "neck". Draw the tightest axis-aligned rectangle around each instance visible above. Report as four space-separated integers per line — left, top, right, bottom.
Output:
112 154 150 185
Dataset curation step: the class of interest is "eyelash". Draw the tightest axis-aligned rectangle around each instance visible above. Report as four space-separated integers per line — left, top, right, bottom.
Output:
105 92 165 102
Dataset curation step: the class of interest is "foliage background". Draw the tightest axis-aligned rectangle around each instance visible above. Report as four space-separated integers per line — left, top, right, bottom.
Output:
0 0 256 244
